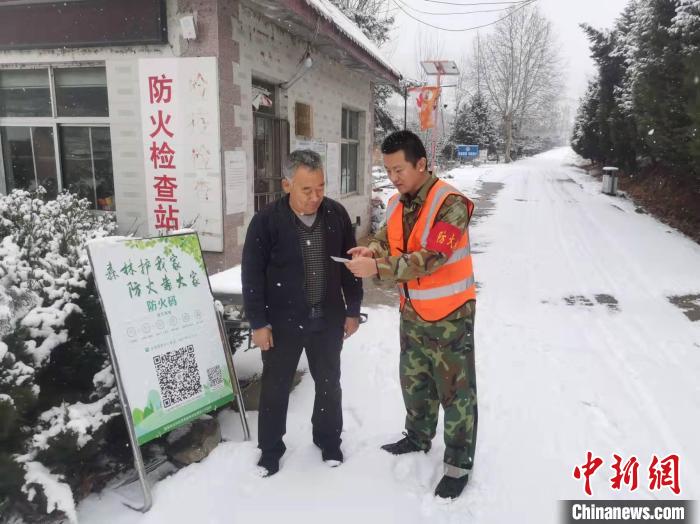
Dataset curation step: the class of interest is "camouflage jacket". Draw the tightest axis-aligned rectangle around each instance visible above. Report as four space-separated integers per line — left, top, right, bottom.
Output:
368 175 474 323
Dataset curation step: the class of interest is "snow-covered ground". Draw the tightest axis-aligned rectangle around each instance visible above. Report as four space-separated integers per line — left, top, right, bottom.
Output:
78 148 700 523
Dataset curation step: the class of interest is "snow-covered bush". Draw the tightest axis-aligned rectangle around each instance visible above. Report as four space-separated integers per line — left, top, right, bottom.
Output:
0 188 124 522
370 197 386 234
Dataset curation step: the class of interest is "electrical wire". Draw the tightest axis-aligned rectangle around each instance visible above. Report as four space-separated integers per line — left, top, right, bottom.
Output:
384 4 526 15
390 0 536 32
424 0 526 5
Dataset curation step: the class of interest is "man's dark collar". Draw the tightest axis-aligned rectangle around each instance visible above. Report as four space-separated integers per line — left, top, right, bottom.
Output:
400 174 437 206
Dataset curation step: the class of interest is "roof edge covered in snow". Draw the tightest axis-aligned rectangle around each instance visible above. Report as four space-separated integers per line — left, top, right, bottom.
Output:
241 0 401 85
301 0 401 80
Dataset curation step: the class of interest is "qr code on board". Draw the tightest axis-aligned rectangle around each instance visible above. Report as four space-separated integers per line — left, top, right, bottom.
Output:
153 344 202 409
207 365 223 388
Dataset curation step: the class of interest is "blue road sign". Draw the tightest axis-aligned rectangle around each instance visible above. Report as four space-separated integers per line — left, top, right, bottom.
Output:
457 144 479 158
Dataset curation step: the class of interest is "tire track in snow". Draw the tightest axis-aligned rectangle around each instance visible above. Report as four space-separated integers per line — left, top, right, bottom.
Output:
540 161 700 492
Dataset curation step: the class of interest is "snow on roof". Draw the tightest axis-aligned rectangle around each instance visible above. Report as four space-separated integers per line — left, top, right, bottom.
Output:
303 0 401 80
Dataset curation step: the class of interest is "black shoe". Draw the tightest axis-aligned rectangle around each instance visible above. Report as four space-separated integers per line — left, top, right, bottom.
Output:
380 433 431 455
313 439 344 466
321 447 344 466
257 454 280 477
434 474 469 499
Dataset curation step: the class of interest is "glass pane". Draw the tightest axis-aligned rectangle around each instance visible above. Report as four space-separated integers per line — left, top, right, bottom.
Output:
349 142 358 192
349 111 359 140
1 126 35 192
31 127 58 199
341 142 348 194
341 108 348 139
60 127 95 207
91 127 115 211
253 115 282 211
55 67 108 117
0 69 51 117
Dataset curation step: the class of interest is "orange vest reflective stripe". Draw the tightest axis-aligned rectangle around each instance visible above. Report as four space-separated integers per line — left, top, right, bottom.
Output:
386 179 476 321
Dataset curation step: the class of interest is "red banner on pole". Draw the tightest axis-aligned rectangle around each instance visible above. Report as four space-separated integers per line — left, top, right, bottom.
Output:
414 87 441 130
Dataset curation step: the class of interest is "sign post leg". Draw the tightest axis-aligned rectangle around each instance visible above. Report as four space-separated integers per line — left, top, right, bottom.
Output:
216 309 251 441
105 335 153 512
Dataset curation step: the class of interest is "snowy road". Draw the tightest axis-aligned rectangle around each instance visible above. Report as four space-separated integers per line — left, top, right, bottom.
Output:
79 148 700 523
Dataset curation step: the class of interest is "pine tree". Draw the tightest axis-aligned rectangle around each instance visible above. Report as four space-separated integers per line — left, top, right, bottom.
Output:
672 0 700 174
574 0 700 182
572 80 603 162
449 92 497 157
627 0 691 170
581 21 638 170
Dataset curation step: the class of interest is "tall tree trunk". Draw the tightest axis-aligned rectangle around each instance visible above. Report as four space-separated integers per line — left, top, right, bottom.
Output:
504 114 513 163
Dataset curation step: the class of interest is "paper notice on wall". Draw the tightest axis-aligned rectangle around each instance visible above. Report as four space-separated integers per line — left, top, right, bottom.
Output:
325 142 340 198
224 150 247 215
294 139 327 173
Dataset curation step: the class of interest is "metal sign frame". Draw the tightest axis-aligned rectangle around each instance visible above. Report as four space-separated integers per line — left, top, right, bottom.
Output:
419 60 460 171
88 232 250 512
457 144 479 158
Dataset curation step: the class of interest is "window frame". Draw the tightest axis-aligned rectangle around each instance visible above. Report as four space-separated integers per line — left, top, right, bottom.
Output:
252 77 290 212
340 107 362 195
0 124 60 198
0 63 112 211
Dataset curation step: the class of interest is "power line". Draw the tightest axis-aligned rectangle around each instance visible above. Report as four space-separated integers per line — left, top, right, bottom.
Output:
384 4 525 15
390 0 536 32
382 0 529 13
424 0 525 5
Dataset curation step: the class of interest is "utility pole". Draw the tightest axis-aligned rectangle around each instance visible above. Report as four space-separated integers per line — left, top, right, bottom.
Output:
420 60 459 173
403 82 408 130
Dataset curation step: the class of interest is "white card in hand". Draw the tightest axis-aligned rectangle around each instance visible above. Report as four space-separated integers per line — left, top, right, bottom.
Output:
330 256 351 263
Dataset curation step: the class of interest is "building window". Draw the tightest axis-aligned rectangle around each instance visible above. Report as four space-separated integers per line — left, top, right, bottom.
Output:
54 67 108 117
1 126 58 198
341 108 360 194
60 127 115 211
0 65 114 211
0 69 52 118
252 80 289 211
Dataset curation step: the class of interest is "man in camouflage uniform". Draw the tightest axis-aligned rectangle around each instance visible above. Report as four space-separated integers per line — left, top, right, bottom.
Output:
346 130 477 500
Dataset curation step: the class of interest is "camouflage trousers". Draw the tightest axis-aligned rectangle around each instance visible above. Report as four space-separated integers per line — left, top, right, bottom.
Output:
399 308 478 476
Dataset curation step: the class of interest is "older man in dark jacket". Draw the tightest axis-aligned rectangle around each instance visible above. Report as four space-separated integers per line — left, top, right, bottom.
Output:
242 149 363 477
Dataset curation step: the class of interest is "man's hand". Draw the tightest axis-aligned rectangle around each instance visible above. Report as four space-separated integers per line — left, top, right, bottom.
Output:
252 327 274 351
344 316 360 339
344 257 378 278
347 246 374 259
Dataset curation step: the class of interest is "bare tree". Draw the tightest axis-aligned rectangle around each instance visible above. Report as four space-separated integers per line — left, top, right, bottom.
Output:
455 33 486 112
479 4 563 162
414 28 446 83
453 48 472 114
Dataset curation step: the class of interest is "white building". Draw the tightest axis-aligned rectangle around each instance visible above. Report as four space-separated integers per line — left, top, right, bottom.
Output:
0 0 400 271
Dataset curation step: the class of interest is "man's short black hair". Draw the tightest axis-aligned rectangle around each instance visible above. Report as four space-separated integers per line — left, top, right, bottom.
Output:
381 130 427 167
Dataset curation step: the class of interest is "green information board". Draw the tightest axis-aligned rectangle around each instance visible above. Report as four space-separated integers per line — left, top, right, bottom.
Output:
88 232 235 445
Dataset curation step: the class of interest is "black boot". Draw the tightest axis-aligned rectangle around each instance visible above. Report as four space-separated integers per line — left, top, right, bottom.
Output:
380 432 431 455
434 474 469 499
321 447 344 466
257 453 280 477
314 439 344 466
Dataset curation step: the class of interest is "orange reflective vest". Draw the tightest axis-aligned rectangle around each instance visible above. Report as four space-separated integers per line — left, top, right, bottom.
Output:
385 179 476 321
